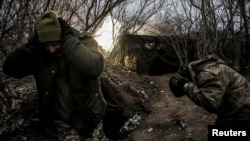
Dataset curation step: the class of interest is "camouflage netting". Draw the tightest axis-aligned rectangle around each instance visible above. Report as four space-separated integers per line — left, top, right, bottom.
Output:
108 34 197 75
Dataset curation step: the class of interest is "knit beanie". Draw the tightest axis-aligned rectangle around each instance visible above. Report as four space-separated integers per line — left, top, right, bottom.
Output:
37 10 61 43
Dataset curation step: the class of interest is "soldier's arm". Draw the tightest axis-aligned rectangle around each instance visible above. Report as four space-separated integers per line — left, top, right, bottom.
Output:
2 43 38 78
62 33 105 78
184 71 227 113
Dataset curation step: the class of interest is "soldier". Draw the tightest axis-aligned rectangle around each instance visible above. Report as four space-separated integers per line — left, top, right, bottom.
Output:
169 54 250 126
2 10 106 140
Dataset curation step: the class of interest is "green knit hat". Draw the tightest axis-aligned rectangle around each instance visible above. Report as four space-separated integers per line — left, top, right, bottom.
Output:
37 10 61 43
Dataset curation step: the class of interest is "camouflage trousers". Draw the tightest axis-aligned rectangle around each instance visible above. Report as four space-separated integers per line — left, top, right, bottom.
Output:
55 120 109 141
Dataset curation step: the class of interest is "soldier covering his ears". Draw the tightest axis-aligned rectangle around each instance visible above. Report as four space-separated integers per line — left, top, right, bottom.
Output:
2 10 107 139
169 54 250 126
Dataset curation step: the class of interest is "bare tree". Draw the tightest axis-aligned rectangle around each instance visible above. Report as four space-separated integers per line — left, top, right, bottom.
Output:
49 0 126 33
0 0 127 54
0 0 52 55
1 0 250 72
107 0 166 65
152 0 250 72
188 0 249 71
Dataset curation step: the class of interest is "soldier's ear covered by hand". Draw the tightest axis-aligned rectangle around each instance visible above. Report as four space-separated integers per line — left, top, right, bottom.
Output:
27 32 44 53
28 32 40 45
58 18 74 41
178 68 192 81
169 73 189 97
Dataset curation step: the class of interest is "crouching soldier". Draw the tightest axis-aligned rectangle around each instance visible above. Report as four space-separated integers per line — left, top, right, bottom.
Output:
169 54 250 126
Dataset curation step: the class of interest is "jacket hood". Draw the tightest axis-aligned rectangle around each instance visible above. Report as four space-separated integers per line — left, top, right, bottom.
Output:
187 54 225 83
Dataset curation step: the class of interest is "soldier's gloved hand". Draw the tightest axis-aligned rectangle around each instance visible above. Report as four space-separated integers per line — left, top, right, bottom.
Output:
58 18 74 41
178 68 192 81
27 32 44 53
28 32 40 45
169 72 189 97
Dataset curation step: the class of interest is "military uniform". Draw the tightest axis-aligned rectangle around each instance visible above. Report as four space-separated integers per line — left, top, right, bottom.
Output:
184 54 250 125
2 14 107 138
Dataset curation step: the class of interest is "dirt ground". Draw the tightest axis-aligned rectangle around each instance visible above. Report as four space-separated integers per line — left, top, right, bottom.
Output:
0 64 218 141
110 66 217 141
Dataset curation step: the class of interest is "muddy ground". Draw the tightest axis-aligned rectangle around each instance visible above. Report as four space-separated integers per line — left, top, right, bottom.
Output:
0 62 220 141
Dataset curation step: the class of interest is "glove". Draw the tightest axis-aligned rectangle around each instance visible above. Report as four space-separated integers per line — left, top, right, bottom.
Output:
169 72 189 97
27 32 44 53
28 32 40 46
58 18 74 41
178 68 192 81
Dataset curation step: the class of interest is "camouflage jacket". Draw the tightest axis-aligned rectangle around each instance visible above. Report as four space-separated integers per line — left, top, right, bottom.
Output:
185 54 250 125
2 30 107 133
